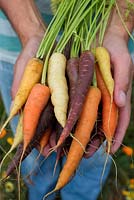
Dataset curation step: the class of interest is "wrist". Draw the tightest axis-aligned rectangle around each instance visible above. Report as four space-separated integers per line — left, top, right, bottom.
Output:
0 0 46 47
19 24 45 47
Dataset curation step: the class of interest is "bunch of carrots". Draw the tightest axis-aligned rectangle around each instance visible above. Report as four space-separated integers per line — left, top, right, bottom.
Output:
0 0 133 199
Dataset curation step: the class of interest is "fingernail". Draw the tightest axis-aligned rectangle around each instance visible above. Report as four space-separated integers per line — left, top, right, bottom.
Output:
119 91 126 106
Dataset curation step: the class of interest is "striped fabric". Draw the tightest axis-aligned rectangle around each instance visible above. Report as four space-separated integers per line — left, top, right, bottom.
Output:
0 1 134 65
0 0 53 64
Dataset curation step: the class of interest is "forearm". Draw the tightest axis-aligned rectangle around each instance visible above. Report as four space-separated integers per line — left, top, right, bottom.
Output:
0 0 46 46
108 0 134 41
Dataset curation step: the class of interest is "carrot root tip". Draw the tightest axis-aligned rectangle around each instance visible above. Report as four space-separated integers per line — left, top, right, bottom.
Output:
45 145 58 160
43 188 56 200
0 115 13 134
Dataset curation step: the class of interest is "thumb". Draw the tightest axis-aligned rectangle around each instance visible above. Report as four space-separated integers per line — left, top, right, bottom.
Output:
113 53 132 107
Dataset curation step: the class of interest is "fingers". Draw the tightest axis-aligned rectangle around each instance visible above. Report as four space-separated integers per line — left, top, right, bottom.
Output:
111 77 132 154
112 52 133 107
109 45 133 153
11 36 42 100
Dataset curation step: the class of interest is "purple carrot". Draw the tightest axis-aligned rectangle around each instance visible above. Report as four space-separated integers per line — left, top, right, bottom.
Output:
84 131 105 158
5 143 23 178
57 51 94 147
66 57 79 108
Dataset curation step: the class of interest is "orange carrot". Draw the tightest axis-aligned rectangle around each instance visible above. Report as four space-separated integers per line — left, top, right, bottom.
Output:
17 83 50 197
33 128 52 164
0 58 43 133
45 86 101 196
95 65 118 150
23 83 50 151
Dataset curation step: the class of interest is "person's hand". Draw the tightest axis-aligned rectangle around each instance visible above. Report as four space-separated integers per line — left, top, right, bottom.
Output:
11 33 44 99
0 0 45 100
103 29 134 154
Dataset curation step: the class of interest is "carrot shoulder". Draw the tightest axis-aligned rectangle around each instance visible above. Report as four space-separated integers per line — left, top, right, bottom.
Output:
95 47 114 99
23 83 50 150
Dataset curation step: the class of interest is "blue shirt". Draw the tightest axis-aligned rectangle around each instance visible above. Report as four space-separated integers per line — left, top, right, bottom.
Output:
0 0 53 64
0 0 133 64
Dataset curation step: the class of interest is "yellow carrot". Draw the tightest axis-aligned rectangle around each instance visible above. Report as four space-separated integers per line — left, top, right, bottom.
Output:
95 47 114 99
0 112 23 172
0 58 43 133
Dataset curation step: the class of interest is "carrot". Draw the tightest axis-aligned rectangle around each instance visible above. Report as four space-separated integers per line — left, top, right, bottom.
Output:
31 100 56 150
45 86 101 196
0 112 23 172
95 66 118 185
95 66 118 151
42 143 51 157
66 57 79 108
56 50 94 148
17 84 50 195
4 101 56 178
95 47 114 99
0 58 43 133
47 52 69 128
33 128 52 165
23 83 50 151
50 123 63 175
39 128 51 154
34 100 56 142
84 130 105 158
4 143 23 179
83 112 105 158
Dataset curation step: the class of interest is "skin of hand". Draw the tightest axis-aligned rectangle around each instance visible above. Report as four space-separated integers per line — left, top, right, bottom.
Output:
11 34 44 99
90 0 134 156
0 0 46 99
103 30 134 154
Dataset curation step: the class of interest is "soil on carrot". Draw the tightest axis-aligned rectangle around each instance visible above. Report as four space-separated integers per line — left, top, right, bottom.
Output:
0 85 134 200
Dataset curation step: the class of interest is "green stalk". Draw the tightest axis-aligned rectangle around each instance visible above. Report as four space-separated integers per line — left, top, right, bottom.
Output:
99 10 111 45
99 0 116 45
40 1 72 56
88 1 115 49
67 0 89 25
92 2 98 49
41 46 52 85
70 26 83 58
98 0 106 45
55 0 92 53
85 0 105 50
56 0 99 53
64 0 79 33
36 0 67 58
37 0 74 59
